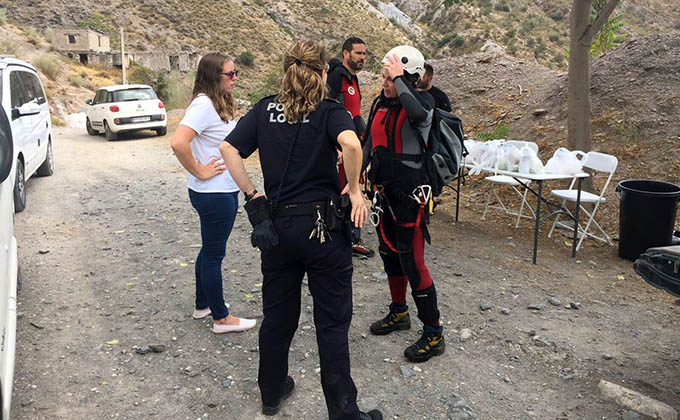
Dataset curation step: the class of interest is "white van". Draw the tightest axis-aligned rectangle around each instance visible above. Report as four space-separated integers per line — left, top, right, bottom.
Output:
0 57 54 212
0 105 18 420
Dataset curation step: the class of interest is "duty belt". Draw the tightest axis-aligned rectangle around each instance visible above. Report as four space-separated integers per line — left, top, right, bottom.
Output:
271 201 327 218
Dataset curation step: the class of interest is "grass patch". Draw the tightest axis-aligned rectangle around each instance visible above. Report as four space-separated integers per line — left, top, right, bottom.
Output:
33 56 63 81
0 9 7 26
69 75 89 88
25 27 43 46
0 40 17 55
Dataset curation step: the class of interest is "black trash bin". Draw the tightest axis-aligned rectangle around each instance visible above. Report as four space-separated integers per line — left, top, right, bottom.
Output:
617 180 680 261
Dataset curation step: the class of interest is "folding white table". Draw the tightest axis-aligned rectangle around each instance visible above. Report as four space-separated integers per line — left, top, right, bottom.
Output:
460 164 590 264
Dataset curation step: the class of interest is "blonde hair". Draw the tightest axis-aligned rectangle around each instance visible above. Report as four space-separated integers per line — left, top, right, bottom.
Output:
193 52 236 121
277 41 328 123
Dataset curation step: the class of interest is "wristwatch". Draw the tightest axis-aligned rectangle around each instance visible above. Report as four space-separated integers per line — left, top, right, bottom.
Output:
244 189 258 201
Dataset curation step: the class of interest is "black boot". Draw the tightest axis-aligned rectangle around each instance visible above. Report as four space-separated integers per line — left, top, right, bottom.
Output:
262 376 295 416
404 327 445 363
369 308 411 335
359 409 383 420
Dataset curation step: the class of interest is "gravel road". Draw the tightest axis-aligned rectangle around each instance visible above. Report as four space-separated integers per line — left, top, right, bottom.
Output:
10 126 680 419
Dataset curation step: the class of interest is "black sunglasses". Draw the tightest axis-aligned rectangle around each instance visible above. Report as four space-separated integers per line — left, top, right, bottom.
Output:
221 70 239 79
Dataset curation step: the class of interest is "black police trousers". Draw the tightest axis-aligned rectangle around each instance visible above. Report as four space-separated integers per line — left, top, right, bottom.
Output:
258 214 361 420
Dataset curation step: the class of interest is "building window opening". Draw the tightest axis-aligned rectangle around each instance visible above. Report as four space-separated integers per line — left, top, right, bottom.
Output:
79 54 88 65
68 35 77 44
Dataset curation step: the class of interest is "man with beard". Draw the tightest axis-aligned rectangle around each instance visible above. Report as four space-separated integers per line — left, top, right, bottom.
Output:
327 37 375 258
417 63 452 112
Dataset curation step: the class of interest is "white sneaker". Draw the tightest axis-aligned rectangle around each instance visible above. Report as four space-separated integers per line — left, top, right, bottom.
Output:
212 317 257 334
192 303 230 320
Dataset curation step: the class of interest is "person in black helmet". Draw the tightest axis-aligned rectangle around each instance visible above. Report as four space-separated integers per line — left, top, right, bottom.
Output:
219 40 382 420
363 45 445 363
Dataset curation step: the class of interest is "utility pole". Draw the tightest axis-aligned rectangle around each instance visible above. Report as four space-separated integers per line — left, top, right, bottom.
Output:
120 28 127 85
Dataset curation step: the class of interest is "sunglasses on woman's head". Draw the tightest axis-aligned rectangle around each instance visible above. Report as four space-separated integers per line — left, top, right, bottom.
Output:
221 70 239 79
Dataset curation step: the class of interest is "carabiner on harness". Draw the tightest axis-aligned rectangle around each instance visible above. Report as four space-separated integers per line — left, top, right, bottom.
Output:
412 185 431 205
369 186 386 227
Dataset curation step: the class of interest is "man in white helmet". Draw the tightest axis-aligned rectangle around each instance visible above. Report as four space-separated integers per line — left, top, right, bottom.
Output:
361 45 445 363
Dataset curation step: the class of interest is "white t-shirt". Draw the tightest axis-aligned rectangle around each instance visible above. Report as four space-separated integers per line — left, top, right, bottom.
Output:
180 94 239 193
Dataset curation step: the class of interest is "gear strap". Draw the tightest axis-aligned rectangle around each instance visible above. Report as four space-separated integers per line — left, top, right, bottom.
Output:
374 186 426 254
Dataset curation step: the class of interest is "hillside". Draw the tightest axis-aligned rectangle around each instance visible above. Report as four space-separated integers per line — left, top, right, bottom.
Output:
391 0 680 68
3 0 680 76
2 0 418 80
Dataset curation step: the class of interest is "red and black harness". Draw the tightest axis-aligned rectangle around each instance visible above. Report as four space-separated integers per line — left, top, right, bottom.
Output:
364 97 433 253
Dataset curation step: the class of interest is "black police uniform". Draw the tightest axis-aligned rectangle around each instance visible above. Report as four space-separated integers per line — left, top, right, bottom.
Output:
225 95 362 420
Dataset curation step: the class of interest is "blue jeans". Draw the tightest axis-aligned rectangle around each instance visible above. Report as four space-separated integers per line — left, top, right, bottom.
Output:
188 189 238 321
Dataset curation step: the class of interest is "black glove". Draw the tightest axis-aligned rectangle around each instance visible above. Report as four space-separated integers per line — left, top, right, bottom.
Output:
244 196 279 251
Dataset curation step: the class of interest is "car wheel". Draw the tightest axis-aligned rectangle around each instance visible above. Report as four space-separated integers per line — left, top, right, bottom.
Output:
86 118 97 136
36 140 54 177
155 127 167 136
104 121 118 141
13 159 26 213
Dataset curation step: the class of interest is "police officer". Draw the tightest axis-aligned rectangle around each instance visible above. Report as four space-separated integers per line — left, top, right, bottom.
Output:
327 37 375 258
363 46 446 363
219 41 382 420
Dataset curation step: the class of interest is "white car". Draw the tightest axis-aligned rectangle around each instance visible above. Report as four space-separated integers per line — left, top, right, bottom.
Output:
85 84 167 140
0 57 54 213
0 105 18 420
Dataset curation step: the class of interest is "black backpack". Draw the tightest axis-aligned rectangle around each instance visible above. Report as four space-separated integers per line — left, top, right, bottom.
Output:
418 108 467 196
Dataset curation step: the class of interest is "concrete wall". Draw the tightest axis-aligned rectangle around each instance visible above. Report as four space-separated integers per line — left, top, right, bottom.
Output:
59 51 201 72
128 52 202 72
52 28 110 53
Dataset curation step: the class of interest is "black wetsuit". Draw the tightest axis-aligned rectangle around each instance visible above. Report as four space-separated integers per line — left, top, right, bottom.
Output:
363 76 441 328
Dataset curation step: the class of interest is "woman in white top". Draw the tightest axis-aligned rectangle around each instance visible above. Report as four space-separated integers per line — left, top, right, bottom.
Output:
170 52 255 333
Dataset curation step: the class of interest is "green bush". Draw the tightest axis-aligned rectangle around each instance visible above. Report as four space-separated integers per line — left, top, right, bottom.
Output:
0 40 17 55
550 9 567 21
503 28 516 43
34 56 62 80
238 51 255 67
0 8 7 26
438 34 454 48
129 61 158 86
69 75 88 88
453 35 465 47
25 27 43 47
494 2 510 12
165 70 195 110
475 122 509 141
79 13 113 36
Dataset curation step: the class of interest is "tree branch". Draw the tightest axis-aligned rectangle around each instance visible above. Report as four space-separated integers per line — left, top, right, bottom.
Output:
579 0 621 46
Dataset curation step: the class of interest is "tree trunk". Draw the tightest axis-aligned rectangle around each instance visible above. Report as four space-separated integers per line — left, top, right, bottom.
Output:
567 0 621 152
567 0 592 152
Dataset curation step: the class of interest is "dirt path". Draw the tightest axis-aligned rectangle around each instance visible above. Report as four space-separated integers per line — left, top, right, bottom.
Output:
11 127 680 419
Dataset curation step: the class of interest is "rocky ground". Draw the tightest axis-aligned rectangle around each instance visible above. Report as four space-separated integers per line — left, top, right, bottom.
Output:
11 126 680 420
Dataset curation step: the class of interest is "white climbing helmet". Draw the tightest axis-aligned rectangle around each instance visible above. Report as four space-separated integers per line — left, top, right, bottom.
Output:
382 45 425 79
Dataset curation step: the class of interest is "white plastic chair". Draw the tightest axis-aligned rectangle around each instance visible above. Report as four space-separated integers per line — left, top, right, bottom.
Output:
481 140 537 228
547 151 618 251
